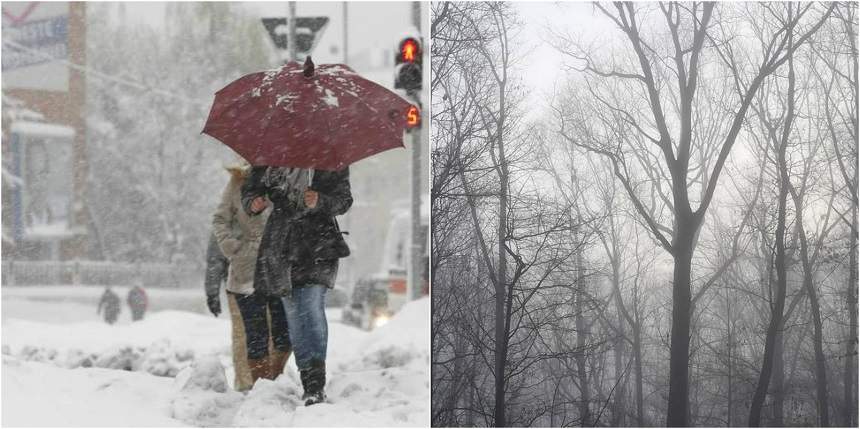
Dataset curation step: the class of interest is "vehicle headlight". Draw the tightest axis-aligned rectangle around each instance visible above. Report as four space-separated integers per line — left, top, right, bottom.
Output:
372 314 390 329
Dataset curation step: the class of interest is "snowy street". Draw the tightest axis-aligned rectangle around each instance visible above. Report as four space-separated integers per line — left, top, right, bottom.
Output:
2 286 429 427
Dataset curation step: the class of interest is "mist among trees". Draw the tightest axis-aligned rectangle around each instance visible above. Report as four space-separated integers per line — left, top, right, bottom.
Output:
430 2 858 427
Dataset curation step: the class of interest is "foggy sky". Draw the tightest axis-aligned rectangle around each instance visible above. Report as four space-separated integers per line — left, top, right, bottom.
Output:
120 2 425 66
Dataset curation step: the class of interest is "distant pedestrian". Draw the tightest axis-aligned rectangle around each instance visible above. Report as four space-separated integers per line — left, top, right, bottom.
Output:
213 161 290 389
127 284 148 321
97 287 120 325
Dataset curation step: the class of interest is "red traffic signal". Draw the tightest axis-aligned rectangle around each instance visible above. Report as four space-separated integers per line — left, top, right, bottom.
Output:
400 38 419 63
395 37 423 91
406 105 421 129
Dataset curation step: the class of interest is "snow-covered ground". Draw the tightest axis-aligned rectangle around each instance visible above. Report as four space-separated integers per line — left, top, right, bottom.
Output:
1 286 429 427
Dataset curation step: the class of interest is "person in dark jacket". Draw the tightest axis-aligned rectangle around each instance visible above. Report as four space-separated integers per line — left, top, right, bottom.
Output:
127 284 148 321
242 166 352 406
97 286 120 325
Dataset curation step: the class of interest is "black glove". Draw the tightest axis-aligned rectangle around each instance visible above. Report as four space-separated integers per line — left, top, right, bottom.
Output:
206 294 221 317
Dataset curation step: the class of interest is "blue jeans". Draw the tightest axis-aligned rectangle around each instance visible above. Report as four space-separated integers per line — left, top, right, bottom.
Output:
281 285 328 370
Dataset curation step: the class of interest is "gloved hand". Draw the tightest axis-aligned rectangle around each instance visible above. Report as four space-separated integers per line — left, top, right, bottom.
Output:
206 294 221 317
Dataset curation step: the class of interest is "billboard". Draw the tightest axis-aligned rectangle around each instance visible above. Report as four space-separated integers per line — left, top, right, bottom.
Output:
2 2 70 92
9 122 76 242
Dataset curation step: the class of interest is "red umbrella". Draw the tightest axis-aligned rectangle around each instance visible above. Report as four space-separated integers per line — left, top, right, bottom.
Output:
202 58 414 170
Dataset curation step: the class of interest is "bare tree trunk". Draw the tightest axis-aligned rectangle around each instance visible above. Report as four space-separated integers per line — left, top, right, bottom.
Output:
492 64 510 427
790 191 830 426
772 329 785 426
803 246 830 428
725 286 733 428
633 322 644 427
612 276 626 427
575 241 591 426
493 154 508 428
749 29 796 427
846 204 858 427
667 216 696 427
748 172 788 426
843 5 859 422
466 376 475 427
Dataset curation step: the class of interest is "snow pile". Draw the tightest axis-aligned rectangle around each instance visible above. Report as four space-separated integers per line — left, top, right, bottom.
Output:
2 293 430 427
2 309 231 358
176 355 229 393
63 348 99 369
170 355 243 426
232 376 303 426
299 297 429 427
93 345 145 371
17 345 58 363
9 339 195 377
139 339 196 377
2 356 183 427
360 297 430 370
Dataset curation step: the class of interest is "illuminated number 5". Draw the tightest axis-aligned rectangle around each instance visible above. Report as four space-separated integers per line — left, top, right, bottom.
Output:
406 106 420 128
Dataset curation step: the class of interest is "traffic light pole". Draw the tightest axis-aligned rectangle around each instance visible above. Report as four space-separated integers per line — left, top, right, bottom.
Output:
342 2 348 64
288 2 297 62
409 91 422 301
409 1 423 301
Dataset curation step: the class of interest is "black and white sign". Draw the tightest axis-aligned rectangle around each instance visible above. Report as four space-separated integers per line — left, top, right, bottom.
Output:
262 17 329 57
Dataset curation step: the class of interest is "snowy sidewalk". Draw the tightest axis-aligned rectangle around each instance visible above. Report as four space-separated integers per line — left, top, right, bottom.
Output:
1 288 429 427
3 357 183 427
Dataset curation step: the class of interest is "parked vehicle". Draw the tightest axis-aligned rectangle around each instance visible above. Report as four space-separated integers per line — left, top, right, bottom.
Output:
342 276 395 330
343 201 428 330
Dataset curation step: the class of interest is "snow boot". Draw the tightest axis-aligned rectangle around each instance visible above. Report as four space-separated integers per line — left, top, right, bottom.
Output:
303 390 326 406
248 357 271 384
300 359 326 406
269 348 291 380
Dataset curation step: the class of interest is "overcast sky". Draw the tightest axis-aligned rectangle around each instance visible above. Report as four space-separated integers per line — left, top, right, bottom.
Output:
513 2 611 118
121 1 426 66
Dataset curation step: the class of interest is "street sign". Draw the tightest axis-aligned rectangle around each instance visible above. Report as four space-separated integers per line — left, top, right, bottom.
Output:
262 17 329 57
1 2 70 91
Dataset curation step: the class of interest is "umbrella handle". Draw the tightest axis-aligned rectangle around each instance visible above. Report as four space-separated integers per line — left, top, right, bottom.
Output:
308 169 315 188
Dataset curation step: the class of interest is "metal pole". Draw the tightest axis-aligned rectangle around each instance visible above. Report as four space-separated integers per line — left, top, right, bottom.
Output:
288 1 297 62
342 2 348 64
409 1 422 300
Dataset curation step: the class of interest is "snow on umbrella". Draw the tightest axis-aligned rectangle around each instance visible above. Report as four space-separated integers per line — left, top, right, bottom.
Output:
202 57 415 171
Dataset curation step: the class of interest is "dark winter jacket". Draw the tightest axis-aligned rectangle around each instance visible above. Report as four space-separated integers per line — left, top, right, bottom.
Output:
204 232 229 298
127 286 148 311
97 289 120 323
127 286 147 321
241 166 352 296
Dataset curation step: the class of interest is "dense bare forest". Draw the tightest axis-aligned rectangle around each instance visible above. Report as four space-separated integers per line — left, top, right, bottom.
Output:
430 2 858 427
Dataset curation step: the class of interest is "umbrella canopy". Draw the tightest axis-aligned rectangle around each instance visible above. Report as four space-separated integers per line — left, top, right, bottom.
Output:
203 59 414 170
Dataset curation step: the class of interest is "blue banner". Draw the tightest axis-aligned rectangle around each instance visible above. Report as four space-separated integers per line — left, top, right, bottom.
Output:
2 15 69 71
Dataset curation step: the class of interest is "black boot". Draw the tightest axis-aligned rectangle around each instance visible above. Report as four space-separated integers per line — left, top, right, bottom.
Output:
300 358 326 406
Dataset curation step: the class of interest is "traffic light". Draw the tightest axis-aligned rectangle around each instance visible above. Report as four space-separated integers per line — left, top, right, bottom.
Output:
395 36 422 91
406 105 421 129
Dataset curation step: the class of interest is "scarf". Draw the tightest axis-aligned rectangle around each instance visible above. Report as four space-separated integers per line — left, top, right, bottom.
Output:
263 167 312 209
